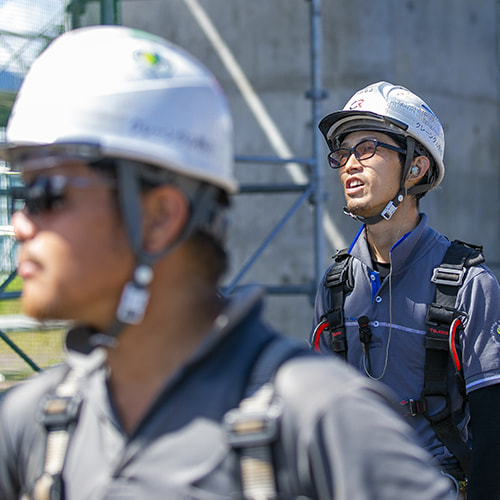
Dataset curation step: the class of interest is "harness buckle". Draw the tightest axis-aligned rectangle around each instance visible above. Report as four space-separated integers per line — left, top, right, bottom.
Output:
400 398 426 417
381 200 398 220
40 393 82 429
409 398 421 417
224 401 282 448
431 266 465 286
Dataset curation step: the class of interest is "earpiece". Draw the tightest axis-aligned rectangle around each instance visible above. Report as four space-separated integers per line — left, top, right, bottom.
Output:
409 166 420 178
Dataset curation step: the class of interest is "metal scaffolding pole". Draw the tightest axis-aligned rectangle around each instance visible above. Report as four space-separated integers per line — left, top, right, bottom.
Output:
307 0 327 288
229 0 327 302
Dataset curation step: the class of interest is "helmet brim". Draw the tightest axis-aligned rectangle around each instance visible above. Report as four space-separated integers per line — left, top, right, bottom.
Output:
318 110 409 148
0 141 103 170
318 110 444 190
0 141 239 194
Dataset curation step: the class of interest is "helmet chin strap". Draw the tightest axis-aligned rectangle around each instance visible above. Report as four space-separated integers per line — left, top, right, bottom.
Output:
90 161 224 345
343 137 421 226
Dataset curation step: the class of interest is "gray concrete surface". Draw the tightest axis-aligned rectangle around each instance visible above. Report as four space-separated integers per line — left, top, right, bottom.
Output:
2 0 497 345
119 0 500 341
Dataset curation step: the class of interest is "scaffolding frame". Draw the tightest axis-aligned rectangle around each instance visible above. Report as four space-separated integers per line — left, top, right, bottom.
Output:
220 0 327 300
0 0 328 376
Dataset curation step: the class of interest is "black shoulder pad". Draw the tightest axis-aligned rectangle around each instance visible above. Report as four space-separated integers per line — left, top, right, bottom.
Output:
325 249 353 292
449 239 485 268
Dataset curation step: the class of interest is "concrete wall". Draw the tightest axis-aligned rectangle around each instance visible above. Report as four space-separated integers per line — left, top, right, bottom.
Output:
120 0 500 340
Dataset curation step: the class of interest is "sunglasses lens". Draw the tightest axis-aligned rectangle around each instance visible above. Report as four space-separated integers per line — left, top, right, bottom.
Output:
11 176 67 215
10 186 26 213
28 180 50 215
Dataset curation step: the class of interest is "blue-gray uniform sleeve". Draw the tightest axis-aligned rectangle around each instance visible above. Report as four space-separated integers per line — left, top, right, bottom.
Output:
458 264 500 392
455 265 500 498
275 357 455 500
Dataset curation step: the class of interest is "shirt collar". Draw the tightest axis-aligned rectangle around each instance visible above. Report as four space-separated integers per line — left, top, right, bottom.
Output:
349 213 430 272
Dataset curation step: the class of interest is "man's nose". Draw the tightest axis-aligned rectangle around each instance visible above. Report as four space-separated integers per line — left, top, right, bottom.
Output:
343 151 363 171
11 210 37 242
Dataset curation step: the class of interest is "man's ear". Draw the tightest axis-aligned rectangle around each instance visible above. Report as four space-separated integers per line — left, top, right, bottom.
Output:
141 186 190 254
406 155 430 185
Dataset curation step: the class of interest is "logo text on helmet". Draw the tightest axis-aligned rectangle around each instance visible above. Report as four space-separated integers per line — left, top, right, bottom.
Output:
348 99 365 110
389 100 418 117
421 103 438 118
129 118 214 153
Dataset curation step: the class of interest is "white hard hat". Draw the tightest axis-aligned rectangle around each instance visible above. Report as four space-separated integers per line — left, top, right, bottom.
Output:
319 81 445 189
1 25 237 194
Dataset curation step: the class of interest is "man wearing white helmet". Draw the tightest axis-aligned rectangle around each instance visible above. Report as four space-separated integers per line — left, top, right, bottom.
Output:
0 29 456 499
311 81 500 499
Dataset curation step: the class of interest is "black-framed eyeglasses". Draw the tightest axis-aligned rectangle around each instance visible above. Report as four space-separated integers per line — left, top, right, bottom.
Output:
328 139 406 169
10 175 116 216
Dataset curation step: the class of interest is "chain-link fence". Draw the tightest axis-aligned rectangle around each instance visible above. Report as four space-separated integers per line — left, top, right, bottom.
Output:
0 0 119 387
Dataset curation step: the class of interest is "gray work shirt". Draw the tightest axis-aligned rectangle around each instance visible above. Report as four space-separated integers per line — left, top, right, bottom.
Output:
0 287 454 499
311 214 500 467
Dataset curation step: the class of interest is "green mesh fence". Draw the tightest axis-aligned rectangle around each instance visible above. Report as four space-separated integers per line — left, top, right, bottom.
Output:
0 1 120 387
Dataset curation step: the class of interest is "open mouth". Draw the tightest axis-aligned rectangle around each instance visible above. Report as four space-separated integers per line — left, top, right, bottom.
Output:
346 177 364 191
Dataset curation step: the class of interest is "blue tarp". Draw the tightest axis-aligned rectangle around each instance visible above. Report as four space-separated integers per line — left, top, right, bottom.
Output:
0 69 22 94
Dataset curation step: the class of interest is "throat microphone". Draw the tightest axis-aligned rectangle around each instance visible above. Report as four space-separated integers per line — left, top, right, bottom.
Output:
358 315 372 371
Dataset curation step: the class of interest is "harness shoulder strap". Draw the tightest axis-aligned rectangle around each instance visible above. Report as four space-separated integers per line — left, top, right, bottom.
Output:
421 239 484 478
30 365 83 500
322 249 353 358
224 338 306 500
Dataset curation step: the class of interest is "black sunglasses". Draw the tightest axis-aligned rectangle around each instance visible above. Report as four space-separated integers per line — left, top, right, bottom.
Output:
11 175 116 216
328 138 406 169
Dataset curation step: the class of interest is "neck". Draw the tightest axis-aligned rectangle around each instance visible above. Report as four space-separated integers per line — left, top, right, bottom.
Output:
105 252 224 433
365 200 420 263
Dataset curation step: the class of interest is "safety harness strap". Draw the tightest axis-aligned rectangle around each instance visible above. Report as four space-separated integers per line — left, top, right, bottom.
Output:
322 249 353 359
225 383 281 500
420 239 484 479
30 366 83 500
319 240 484 481
224 338 305 500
